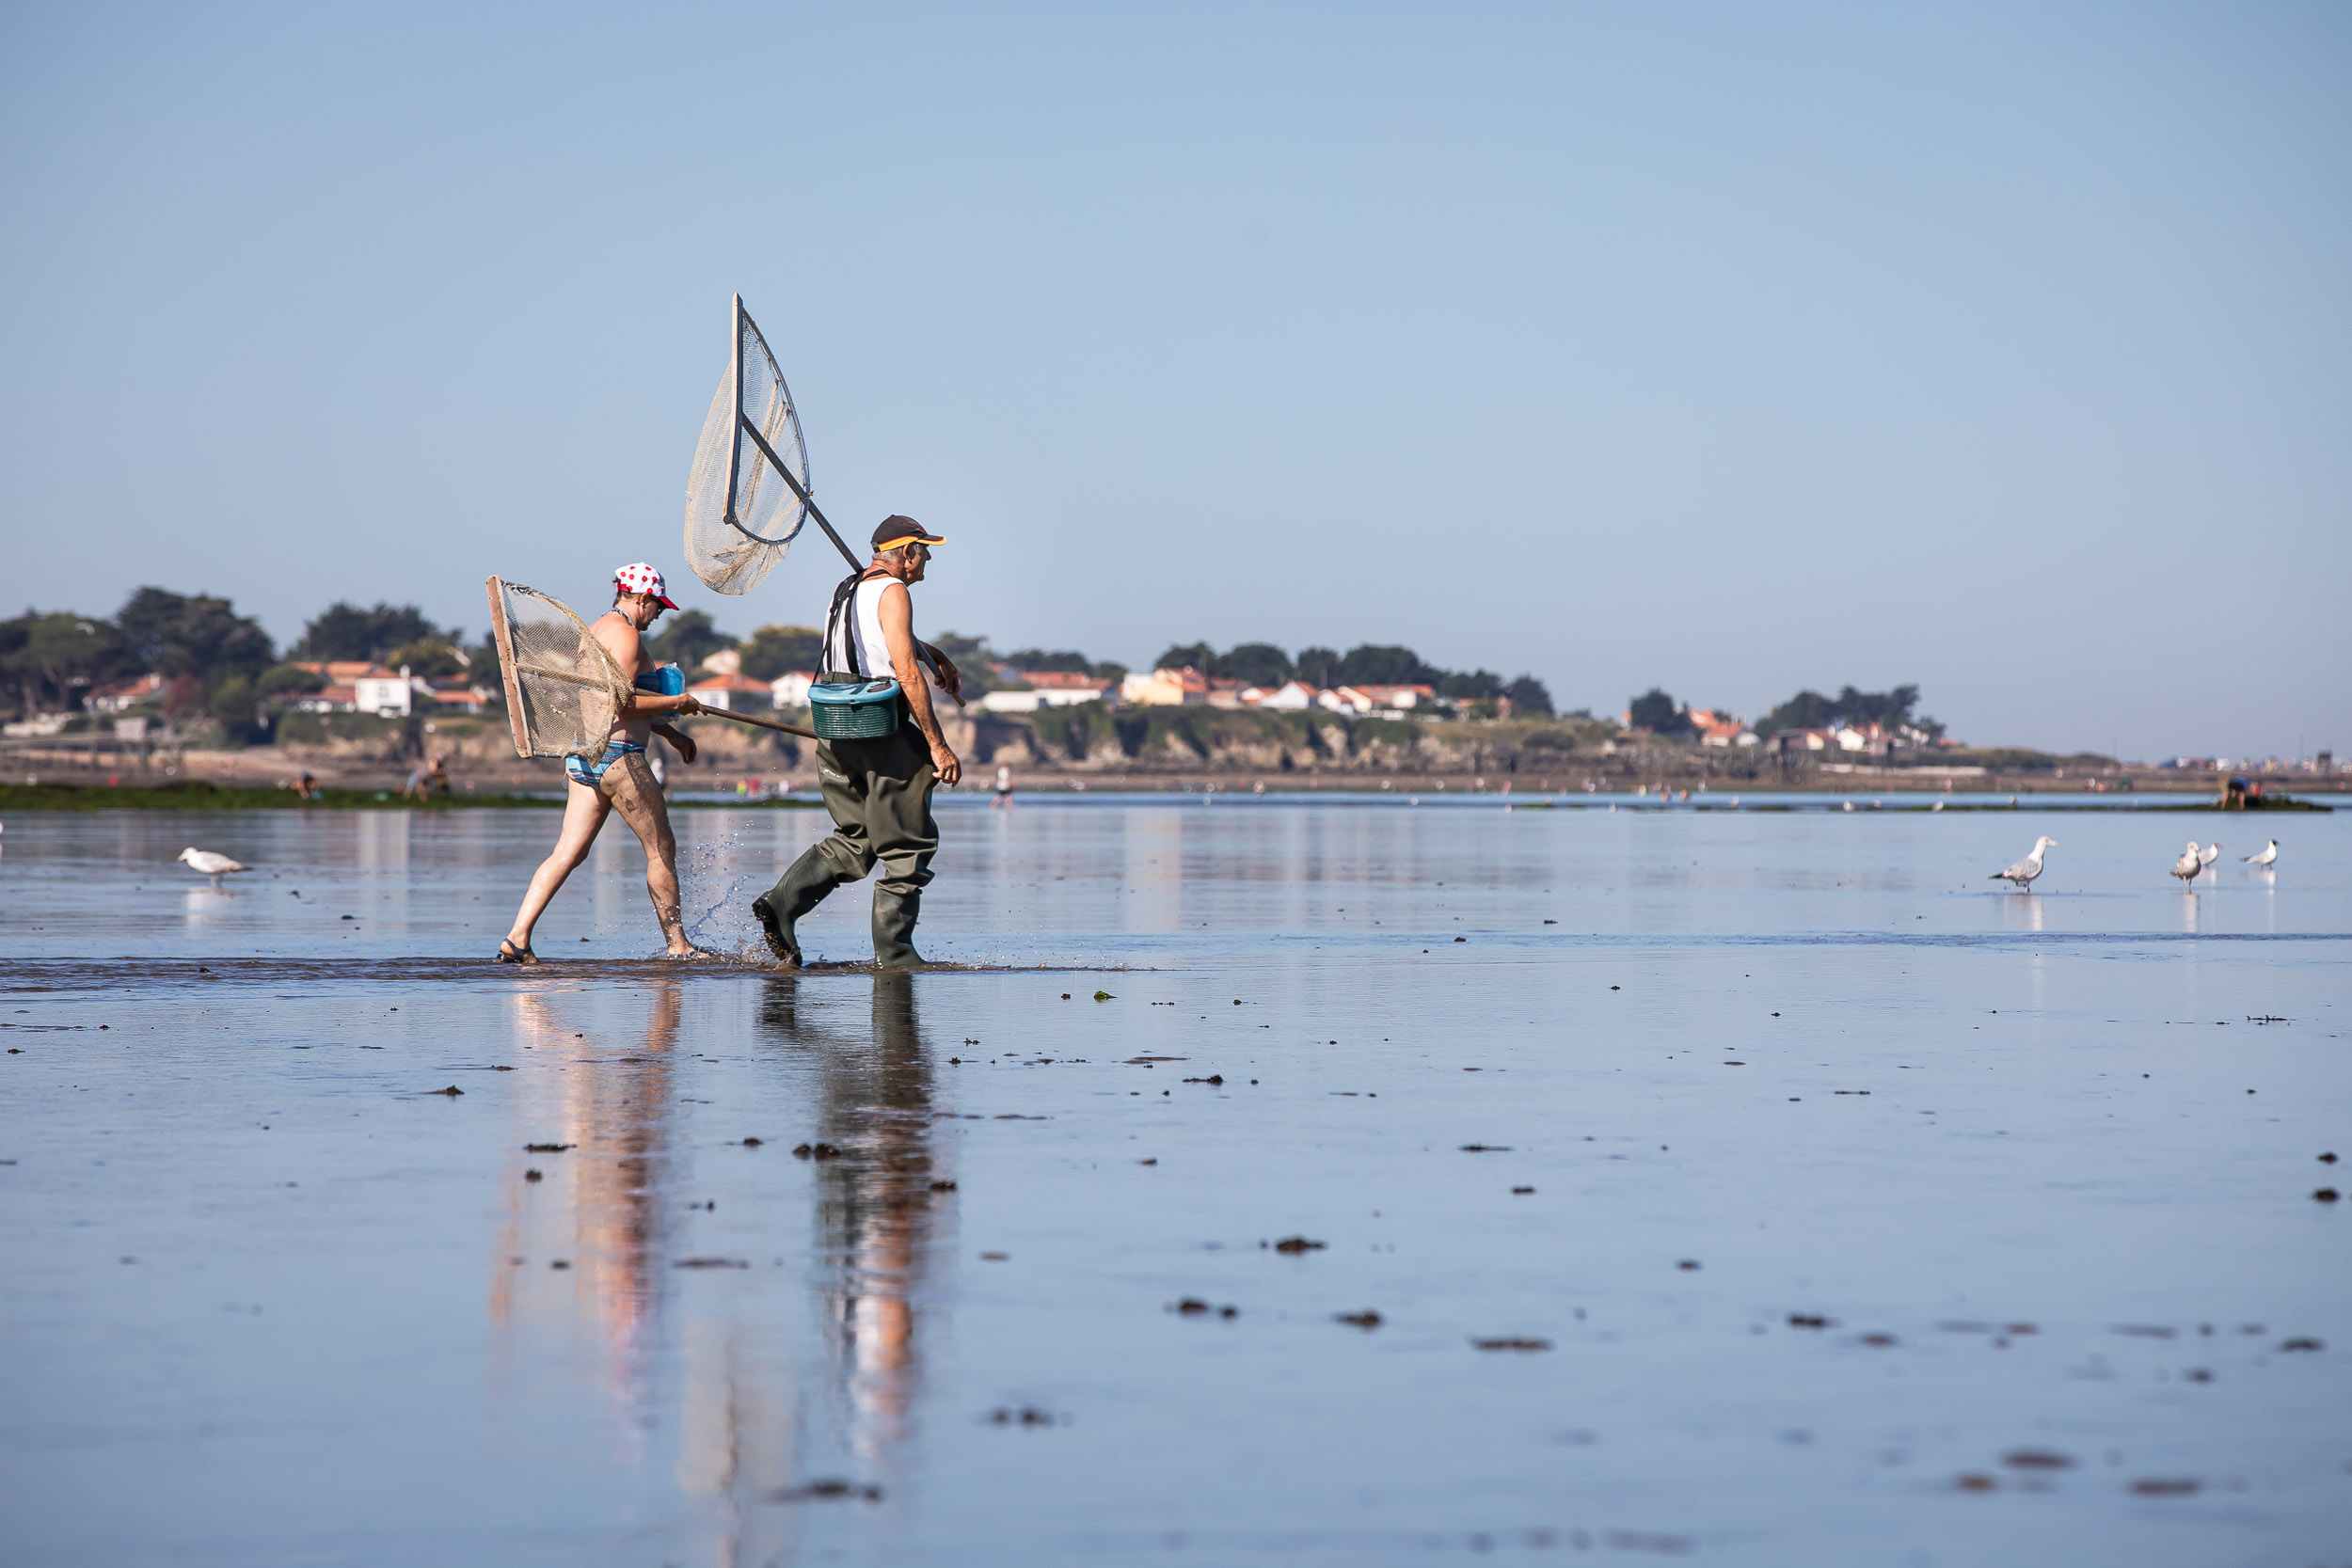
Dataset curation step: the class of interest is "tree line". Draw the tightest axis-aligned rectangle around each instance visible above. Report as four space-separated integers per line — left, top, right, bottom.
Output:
1625 683 1943 740
4 588 1562 730
620 619 1557 716
1148 641 1555 716
0 592 485 733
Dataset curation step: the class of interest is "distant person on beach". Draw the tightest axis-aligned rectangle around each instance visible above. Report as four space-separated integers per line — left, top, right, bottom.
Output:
993 765 1013 809
752 517 961 968
498 562 708 963
292 769 318 800
403 753 450 800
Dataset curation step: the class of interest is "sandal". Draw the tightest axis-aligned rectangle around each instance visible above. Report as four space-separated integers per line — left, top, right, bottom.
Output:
496 939 538 965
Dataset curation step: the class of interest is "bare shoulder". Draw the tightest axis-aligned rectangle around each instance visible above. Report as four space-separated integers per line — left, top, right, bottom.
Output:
875 578 913 620
590 610 644 672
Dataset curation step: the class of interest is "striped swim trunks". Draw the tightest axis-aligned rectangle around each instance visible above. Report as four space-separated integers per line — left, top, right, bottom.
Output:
564 739 647 789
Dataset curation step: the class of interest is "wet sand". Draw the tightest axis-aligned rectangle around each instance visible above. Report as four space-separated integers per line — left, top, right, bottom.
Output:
1 800 2345 1564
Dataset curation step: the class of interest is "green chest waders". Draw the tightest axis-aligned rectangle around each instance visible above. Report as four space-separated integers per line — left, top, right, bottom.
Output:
751 570 940 967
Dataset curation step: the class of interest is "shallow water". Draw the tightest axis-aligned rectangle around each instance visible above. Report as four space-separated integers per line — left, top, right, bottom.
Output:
2 801 2345 1565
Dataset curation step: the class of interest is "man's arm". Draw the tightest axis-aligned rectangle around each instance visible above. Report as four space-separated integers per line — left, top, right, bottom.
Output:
878 581 961 784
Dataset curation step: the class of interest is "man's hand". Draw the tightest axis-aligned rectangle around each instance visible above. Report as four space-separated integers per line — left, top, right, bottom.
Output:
655 724 697 765
673 694 705 717
930 738 961 786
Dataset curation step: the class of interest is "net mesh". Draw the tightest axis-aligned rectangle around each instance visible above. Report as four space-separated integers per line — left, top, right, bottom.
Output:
682 296 808 595
485 578 630 760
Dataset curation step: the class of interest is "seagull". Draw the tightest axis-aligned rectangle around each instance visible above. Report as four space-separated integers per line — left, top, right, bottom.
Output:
1990 836 2057 891
2243 839 2279 869
2197 842 2222 874
178 847 252 890
2169 841 2203 885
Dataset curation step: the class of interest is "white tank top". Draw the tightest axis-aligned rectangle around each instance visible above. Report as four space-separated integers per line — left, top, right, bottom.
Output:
829 575 948 699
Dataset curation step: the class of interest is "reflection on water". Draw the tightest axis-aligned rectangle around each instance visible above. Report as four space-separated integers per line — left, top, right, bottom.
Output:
485 975 946 1564
763 973 946 1466
7 803 2349 1566
493 982 682 1454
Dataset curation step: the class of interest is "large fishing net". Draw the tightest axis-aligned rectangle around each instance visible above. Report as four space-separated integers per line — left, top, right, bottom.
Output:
484 577 631 760
682 294 809 595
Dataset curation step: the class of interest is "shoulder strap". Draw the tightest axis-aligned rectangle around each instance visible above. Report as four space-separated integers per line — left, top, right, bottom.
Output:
824 568 891 678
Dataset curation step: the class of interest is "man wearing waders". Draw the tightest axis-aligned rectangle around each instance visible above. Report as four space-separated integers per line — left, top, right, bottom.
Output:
753 517 962 967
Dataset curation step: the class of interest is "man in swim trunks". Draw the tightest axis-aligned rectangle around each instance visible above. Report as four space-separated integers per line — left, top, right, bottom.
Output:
752 516 961 969
498 562 708 962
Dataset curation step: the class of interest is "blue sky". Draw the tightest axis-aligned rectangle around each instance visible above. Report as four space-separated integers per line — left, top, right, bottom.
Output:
3 2 2345 758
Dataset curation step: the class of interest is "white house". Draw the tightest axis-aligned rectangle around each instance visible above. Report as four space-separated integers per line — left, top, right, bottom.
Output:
1023 671 1114 706
354 669 413 717
770 671 816 708
981 679 1112 714
1120 668 1206 706
87 673 165 713
1248 680 1317 710
689 672 773 713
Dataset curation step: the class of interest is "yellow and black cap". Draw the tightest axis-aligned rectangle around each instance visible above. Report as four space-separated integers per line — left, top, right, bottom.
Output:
873 515 945 551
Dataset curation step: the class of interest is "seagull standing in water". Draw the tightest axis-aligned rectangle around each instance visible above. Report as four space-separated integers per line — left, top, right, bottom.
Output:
178 847 251 891
2197 842 2222 877
1990 836 2057 891
2244 839 2279 869
2169 842 2203 886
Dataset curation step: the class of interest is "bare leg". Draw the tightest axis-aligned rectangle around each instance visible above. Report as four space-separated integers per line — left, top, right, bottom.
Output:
605 754 697 957
505 782 612 952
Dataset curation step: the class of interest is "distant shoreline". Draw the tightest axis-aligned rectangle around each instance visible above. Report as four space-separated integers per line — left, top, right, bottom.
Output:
0 781 2328 813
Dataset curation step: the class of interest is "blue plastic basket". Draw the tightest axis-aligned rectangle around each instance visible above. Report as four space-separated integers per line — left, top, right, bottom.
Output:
807 678 902 739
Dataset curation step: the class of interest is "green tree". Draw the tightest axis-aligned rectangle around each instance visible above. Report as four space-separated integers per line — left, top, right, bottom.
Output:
1439 668 1504 702
1002 647 1092 673
386 638 468 677
927 631 996 669
1213 642 1293 688
738 624 826 680
1294 646 1341 689
115 589 274 684
1628 688 1691 735
1830 684 1920 729
0 611 123 715
296 602 445 662
259 663 327 697
1756 689 1834 736
644 610 737 671
1503 674 1554 716
207 673 262 743
1336 644 1438 687
1153 641 1216 673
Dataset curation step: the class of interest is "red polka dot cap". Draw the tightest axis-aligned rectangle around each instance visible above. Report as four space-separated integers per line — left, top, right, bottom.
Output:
613 562 678 610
